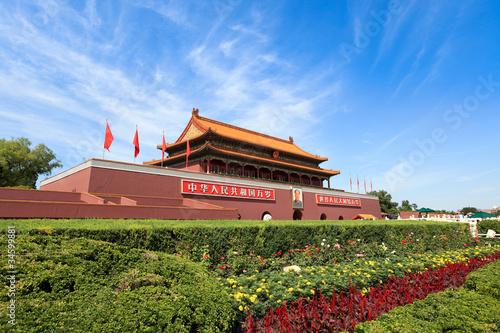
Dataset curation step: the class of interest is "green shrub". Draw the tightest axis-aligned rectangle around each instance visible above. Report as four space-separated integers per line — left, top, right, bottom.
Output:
1 235 236 332
1 219 473 274
476 219 500 234
354 288 500 332
463 259 500 301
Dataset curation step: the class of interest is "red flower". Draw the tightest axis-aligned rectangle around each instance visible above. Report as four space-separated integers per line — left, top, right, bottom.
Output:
463 244 467 247
227 265 231 268
259 257 264 260
203 255 208 259
401 240 407 244
219 265 226 269
249 253 253 256
282 254 285 258
315 248 319 252
221 256 225 260
278 252 282 255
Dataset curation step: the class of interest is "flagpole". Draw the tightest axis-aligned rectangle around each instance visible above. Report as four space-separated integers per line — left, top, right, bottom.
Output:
185 136 189 171
161 130 164 168
134 124 137 164
103 118 107 159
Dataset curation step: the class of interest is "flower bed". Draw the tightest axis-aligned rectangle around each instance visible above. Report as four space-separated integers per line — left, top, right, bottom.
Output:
219 244 500 320
243 251 500 332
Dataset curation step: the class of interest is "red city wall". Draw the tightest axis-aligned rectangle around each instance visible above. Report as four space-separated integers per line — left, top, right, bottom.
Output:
0 186 237 220
38 159 381 221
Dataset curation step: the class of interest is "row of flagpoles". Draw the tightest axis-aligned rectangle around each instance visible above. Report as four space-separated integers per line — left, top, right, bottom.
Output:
104 120 370 185
103 119 191 167
349 173 372 193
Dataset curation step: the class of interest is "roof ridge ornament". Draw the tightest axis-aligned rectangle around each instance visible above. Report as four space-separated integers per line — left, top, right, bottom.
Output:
192 108 199 116
289 136 293 143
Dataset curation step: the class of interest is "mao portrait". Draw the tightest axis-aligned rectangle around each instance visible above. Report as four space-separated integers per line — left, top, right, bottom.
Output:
292 188 303 209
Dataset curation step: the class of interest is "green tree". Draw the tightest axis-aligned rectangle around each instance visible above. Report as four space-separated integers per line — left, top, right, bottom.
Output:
461 207 478 215
399 200 414 212
0 137 62 189
411 203 418 211
367 190 399 214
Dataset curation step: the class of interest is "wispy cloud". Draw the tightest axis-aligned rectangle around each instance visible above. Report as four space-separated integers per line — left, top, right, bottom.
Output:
458 168 500 182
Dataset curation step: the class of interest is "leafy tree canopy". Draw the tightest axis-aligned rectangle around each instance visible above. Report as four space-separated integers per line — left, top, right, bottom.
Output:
367 190 399 214
399 200 418 212
461 207 478 215
0 137 62 189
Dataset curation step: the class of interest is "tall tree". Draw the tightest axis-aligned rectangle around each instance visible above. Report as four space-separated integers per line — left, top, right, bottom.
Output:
399 200 413 212
0 137 62 189
460 207 478 215
367 190 399 214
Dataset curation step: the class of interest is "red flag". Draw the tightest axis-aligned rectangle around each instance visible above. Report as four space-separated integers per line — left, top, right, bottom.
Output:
350 175 352 190
370 178 373 192
186 138 191 166
364 177 367 193
104 121 114 151
357 176 359 192
162 133 167 161
133 128 140 158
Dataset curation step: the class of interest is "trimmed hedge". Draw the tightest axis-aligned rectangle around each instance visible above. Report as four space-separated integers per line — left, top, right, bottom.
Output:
0 219 473 273
464 259 500 301
476 219 500 234
354 260 500 332
1 235 236 332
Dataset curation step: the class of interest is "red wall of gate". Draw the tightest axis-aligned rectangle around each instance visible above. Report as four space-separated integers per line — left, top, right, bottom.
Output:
40 160 381 221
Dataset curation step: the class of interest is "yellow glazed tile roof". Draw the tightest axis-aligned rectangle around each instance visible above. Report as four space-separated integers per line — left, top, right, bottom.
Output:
169 110 328 161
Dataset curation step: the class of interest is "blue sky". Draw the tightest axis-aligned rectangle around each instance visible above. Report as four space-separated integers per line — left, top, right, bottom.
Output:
1 1 499 211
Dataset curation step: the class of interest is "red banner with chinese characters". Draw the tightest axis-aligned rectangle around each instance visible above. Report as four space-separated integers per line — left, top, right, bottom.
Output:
182 180 275 201
316 194 361 207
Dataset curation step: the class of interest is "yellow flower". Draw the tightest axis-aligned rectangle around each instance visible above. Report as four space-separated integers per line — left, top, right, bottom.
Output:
277 299 281 303
256 288 262 292
288 288 294 292
306 282 312 285
239 305 244 311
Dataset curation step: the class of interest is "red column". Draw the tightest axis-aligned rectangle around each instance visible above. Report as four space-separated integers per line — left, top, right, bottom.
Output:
207 158 210 174
242 164 245 177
